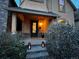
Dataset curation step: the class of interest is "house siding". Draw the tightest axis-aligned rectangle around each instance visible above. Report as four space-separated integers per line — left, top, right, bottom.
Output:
0 0 9 32
0 0 75 33
20 0 48 12
19 0 75 26
22 18 31 33
51 0 74 26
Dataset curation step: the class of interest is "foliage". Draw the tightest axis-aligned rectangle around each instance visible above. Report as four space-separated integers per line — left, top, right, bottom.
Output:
0 32 26 59
46 23 79 59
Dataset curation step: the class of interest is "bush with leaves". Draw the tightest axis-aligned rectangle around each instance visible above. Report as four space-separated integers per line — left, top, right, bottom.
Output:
0 32 27 59
46 23 79 59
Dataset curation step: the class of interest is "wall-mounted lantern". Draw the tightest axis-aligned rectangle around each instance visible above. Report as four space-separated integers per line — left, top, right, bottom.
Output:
58 19 65 23
28 42 31 50
41 41 46 48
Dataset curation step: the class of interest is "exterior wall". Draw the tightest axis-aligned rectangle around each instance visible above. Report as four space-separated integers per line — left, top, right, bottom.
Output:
22 16 31 33
19 0 75 26
20 0 48 12
17 13 25 22
47 0 52 12
0 0 9 32
51 0 75 26
75 21 79 28
11 0 75 34
22 20 31 33
74 10 79 28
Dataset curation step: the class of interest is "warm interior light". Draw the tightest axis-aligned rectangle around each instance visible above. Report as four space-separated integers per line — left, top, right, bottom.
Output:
39 22 43 26
32 23 36 33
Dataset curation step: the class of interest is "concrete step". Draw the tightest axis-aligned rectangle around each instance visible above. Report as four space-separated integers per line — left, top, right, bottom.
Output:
27 46 47 53
23 39 46 45
26 56 49 59
26 51 49 59
23 39 49 59
26 45 49 59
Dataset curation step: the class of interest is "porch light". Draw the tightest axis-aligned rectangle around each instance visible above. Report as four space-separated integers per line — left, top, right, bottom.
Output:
41 41 46 48
58 20 65 23
39 22 43 26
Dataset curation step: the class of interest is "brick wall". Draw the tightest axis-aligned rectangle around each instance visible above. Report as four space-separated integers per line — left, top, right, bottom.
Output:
0 0 9 32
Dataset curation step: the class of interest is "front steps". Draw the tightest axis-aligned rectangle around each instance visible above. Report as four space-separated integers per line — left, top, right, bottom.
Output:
23 39 49 59
26 46 49 59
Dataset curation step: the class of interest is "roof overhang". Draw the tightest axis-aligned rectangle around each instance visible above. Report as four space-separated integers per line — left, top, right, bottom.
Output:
5 7 59 17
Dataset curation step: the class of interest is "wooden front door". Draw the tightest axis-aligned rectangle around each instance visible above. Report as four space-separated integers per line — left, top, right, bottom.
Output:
31 20 38 37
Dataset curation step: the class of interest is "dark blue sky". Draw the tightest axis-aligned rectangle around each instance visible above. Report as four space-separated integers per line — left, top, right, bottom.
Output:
15 0 79 8
15 0 20 6
71 0 79 8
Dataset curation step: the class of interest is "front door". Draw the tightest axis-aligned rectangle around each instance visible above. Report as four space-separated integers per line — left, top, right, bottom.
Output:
31 20 38 37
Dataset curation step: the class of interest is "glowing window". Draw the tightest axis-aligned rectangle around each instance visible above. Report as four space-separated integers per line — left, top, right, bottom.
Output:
32 22 36 33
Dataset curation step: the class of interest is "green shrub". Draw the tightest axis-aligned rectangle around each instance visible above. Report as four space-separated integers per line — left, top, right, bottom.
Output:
0 32 26 59
46 24 79 59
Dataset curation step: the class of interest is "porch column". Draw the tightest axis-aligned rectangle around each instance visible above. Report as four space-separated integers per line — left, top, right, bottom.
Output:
11 13 17 34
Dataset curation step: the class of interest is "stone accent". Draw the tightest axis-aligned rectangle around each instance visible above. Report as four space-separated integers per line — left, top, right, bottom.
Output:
0 0 9 32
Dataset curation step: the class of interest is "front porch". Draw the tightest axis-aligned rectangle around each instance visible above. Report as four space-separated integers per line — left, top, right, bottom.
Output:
7 7 57 38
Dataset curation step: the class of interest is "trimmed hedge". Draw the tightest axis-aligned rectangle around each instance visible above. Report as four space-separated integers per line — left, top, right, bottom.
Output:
46 24 79 59
0 32 27 59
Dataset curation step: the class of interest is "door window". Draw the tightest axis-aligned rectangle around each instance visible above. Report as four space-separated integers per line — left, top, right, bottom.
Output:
32 22 36 33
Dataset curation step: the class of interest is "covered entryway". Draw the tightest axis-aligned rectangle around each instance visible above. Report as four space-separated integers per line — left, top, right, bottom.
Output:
6 7 58 38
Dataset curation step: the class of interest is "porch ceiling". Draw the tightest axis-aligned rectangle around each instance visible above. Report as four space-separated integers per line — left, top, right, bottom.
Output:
5 7 59 17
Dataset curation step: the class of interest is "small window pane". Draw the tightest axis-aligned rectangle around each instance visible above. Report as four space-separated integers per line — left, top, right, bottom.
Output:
59 5 64 11
59 0 64 5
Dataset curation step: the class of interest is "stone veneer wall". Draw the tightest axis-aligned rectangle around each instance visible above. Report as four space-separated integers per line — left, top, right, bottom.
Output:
0 0 9 32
